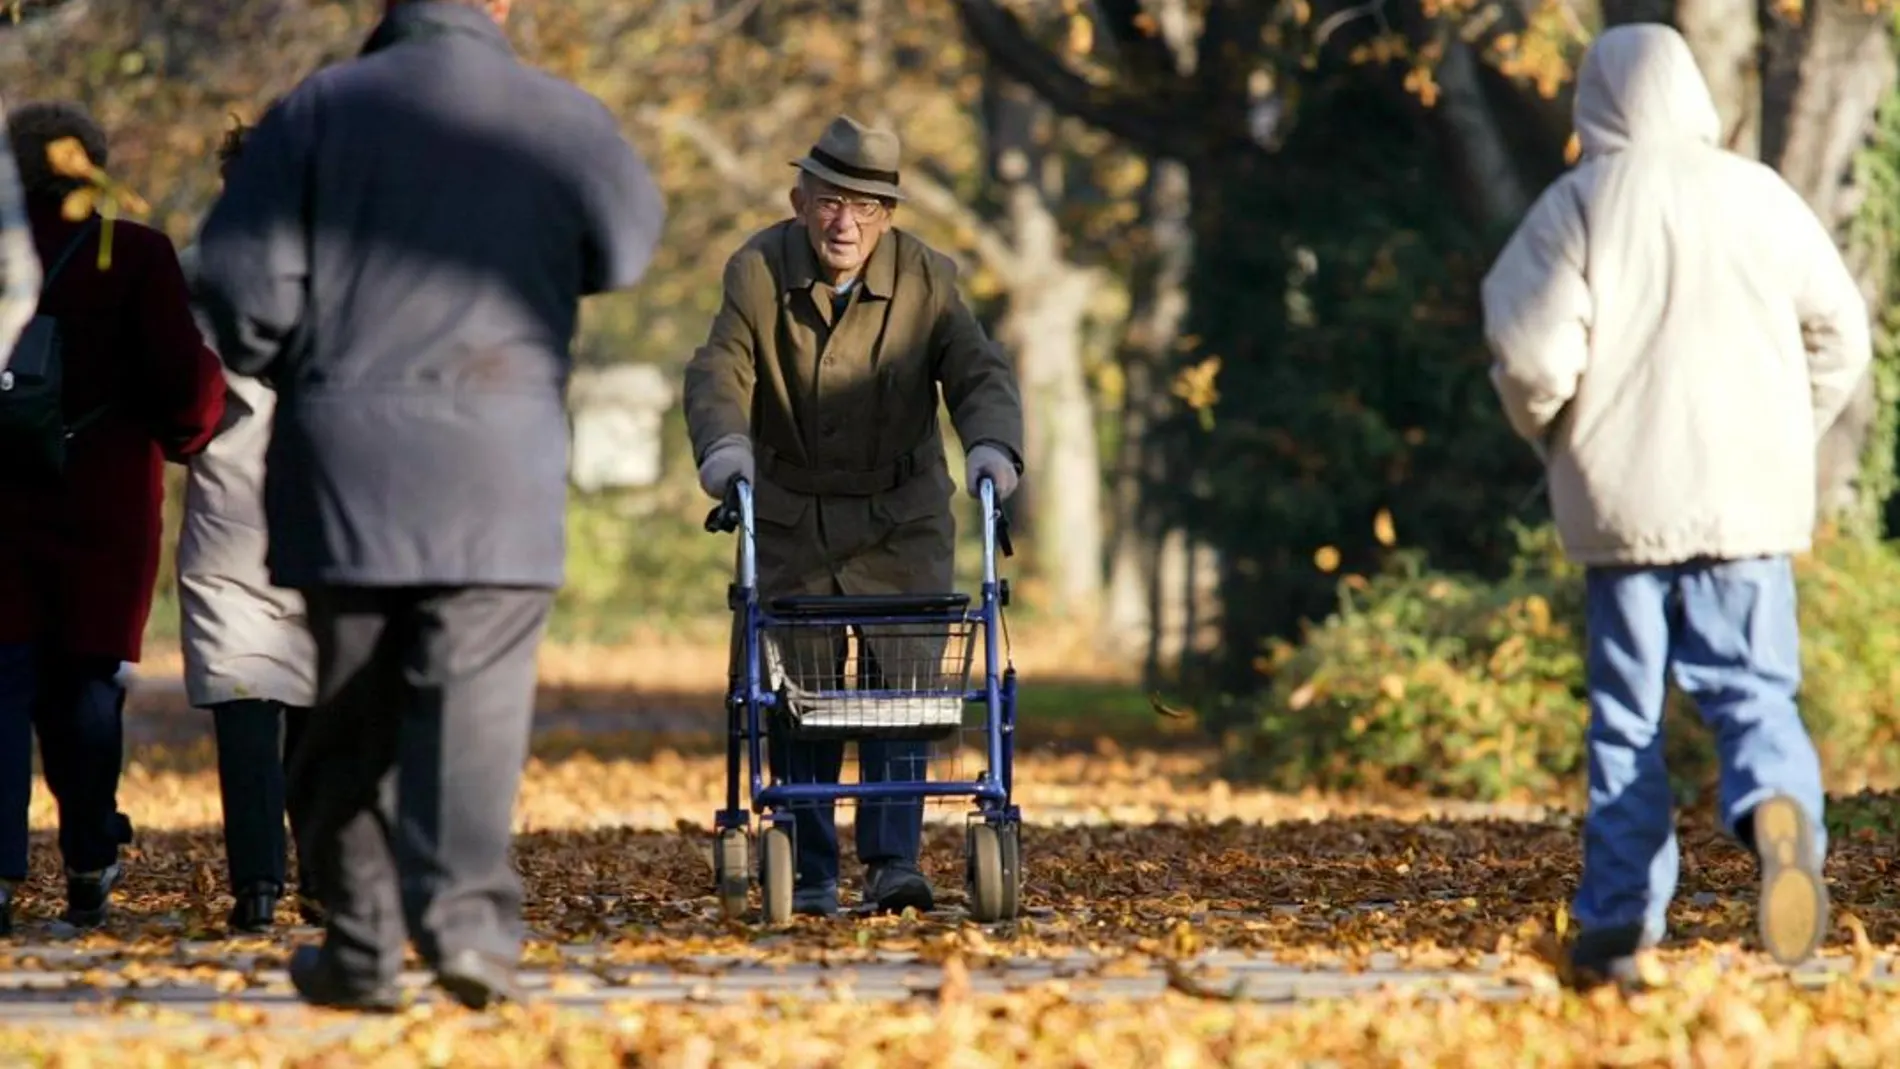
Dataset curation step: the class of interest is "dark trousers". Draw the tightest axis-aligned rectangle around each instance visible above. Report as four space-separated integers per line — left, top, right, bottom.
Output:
772 734 927 889
209 699 310 893
0 644 131 881
757 633 926 889
291 585 550 982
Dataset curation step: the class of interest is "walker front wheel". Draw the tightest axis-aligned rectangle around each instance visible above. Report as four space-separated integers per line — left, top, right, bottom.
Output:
760 825 794 927
968 823 1019 923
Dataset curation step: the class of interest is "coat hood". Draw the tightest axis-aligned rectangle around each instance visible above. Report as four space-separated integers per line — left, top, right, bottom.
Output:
1574 23 1721 158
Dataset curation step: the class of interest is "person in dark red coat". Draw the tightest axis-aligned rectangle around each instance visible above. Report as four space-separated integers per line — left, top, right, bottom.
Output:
0 102 226 934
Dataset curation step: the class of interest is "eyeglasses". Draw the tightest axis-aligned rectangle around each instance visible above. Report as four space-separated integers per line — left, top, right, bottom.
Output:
811 194 887 223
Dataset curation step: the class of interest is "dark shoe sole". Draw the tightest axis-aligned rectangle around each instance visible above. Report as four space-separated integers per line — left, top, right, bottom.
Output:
1566 956 1654 994
62 905 108 929
1754 795 1827 966
289 947 403 1013
229 895 281 935
437 950 521 1011
869 882 935 915
438 971 515 1011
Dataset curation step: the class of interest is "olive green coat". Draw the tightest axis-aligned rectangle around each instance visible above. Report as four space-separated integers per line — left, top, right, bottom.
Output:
684 220 1023 604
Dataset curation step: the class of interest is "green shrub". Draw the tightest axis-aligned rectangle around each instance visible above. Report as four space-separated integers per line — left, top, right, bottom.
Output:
1236 524 1900 803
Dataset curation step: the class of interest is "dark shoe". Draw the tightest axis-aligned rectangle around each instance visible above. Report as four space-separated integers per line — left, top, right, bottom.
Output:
436 948 521 1010
228 882 281 934
62 862 123 929
793 881 839 917
1752 794 1828 966
288 945 403 1012
1565 923 1654 993
864 861 934 914
0 880 14 937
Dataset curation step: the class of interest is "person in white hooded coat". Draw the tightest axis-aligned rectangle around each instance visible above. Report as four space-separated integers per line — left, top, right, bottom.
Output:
176 117 318 934
1481 23 1870 988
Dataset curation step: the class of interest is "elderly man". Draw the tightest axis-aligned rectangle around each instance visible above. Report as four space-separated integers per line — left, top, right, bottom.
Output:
0 93 40 359
195 0 664 1011
1482 24 1870 989
684 115 1024 916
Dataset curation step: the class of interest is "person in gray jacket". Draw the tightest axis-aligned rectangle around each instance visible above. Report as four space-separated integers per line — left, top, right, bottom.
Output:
194 0 664 1011
178 116 319 936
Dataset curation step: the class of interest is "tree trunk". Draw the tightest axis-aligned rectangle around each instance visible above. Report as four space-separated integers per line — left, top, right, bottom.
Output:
1105 159 1192 671
1423 36 1536 230
1676 0 1764 154
1758 1 1896 528
985 77 1106 616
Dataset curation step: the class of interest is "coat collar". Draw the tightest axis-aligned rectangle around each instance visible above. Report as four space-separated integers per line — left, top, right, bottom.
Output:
781 221 896 300
361 1 513 58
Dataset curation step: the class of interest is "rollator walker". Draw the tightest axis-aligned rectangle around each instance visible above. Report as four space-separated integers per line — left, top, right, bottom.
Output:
703 475 1023 925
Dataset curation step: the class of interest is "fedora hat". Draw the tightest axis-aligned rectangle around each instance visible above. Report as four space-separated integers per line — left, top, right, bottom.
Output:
791 115 905 201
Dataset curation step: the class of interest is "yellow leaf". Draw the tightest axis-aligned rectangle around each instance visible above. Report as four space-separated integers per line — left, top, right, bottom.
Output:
45 136 93 179
1378 674 1405 701
1372 508 1397 547
60 188 95 221
1287 681 1318 711
1564 131 1581 165
1314 545 1341 573
1067 14 1094 55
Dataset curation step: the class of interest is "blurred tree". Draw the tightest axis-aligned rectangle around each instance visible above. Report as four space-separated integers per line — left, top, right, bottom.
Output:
954 0 1900 691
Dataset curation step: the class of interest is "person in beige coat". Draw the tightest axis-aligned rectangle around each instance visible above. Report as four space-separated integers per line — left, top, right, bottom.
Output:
177 117 318 935
1481 23 1871 990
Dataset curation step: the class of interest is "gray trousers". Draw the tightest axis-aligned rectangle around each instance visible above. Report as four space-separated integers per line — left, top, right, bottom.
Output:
290 585 551 982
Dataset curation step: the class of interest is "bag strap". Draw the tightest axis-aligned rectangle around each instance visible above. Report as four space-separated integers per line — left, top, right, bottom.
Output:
39 219 107 438
40 217 99 296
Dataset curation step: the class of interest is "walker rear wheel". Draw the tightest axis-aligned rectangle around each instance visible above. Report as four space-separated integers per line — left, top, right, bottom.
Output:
714 828 749 920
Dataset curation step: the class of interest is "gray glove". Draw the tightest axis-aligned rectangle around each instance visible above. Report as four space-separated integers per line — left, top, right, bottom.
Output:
696 433 754 499
965 443 1019 501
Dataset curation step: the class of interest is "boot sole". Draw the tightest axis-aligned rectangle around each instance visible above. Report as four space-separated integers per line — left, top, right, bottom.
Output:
868 885 935 915
438 970 517 1011
1755 795 1827 966
289 951 404 1013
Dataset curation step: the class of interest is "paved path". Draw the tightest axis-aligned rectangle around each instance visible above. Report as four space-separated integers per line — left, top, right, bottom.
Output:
2 939 1894 1036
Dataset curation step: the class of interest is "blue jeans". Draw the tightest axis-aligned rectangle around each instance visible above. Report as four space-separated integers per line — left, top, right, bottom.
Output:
1578 556 1826 945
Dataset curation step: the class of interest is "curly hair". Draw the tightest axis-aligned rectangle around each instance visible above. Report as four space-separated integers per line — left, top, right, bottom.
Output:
216 114 252 179
6 100 108 201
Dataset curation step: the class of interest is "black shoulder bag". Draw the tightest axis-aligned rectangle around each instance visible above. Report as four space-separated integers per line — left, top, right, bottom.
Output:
0 217 109 479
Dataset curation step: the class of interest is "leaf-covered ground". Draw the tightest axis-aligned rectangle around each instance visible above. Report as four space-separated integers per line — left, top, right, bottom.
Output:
2 702 1899 1065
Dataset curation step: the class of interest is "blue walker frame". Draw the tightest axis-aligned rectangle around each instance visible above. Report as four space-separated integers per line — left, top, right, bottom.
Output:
703 476 1023 923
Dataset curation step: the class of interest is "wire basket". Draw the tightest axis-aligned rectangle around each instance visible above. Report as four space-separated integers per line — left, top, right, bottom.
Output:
761 617 978 740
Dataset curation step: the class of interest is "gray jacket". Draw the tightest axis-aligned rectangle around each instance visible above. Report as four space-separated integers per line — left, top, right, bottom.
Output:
193 1 665 589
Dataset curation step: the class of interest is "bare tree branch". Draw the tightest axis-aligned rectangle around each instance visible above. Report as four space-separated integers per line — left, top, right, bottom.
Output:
636 107 1023 282
953 0 1199 159
899 172 1024 282
636 107 770 198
